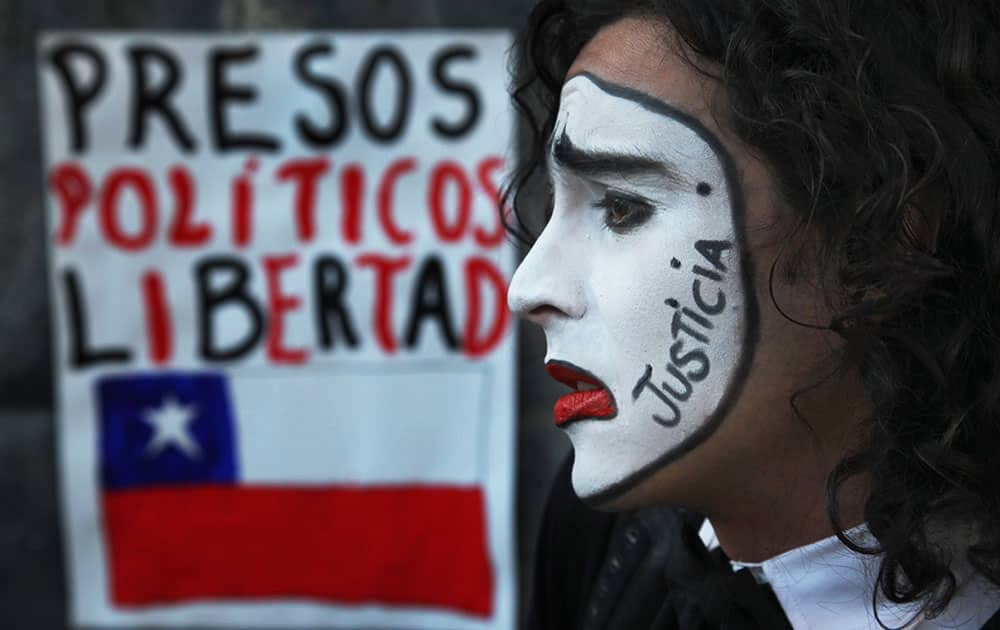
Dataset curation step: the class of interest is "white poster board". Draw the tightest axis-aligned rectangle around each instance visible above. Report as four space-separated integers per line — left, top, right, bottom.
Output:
37 31 515 629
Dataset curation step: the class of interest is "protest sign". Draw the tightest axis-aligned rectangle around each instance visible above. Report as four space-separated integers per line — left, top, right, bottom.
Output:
38 31 515 629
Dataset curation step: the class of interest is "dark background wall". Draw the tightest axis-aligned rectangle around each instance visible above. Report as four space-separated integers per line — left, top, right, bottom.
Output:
0 1 569 627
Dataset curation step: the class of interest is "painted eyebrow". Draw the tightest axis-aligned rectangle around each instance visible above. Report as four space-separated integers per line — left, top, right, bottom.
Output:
550 128 686 187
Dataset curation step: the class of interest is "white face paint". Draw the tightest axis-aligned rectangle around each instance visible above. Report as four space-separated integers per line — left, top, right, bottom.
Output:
507 73 757 502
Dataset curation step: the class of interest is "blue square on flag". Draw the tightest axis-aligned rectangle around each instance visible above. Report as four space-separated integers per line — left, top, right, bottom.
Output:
97 372 238 490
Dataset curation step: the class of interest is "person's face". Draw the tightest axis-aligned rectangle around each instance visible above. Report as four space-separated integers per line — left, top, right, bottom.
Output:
508 18 836 506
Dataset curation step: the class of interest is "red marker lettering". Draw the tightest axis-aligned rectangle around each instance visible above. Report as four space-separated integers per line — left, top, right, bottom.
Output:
429 160 472 243
49 161 92 246
463 257 510 358
377 158 417 245
141 270 173 365
99 168 157 251
167 165 211 246
276 157 331 243
356 253 412 354
263 254 308 364
341 163 364 244
473 156 506 248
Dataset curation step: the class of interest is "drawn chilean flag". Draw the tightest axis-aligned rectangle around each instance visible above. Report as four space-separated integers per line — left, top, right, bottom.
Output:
96 370 493 616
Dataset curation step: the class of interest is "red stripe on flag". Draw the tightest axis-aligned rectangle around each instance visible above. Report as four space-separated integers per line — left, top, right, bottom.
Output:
102 485 493 616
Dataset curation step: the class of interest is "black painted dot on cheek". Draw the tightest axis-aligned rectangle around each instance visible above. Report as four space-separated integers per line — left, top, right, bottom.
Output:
670 258 681 269
665 298 679 308
696 182 712 196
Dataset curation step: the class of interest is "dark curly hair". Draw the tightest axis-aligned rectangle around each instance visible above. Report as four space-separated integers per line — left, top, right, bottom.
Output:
504 0 1000 623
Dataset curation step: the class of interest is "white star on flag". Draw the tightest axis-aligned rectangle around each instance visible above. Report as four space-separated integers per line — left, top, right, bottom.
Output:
142 395 202 459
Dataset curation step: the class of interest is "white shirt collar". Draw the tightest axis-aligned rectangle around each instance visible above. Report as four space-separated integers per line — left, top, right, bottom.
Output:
697 520 1000 629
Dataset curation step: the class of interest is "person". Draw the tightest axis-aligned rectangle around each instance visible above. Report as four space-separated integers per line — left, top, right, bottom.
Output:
503 1 1000 628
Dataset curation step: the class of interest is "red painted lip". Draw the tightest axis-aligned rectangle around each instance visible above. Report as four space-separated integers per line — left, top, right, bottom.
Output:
545 361 617 427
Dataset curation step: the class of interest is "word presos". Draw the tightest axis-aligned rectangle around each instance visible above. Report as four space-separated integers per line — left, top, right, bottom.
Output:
45 39 484 153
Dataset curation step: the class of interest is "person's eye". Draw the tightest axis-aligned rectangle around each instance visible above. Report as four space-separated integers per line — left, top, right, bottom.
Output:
593 190 656 233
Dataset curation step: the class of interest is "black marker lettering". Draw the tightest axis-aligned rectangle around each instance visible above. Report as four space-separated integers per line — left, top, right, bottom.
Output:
632 364 653 401
661 364 693 402
430 45 481 139
632 365 681 427
196 256 265 361
693 279 726 315
63 268 131 367
648 237 733 427
692 264 722 282
671 309 709 344
293 42 349 148
313 255 359 349
669 339 710 382
357 46 412 143
46 42 107 153
127 45 197 152
210 45 281 152
403 255 459 350
694 239 732 273
681 306 712 330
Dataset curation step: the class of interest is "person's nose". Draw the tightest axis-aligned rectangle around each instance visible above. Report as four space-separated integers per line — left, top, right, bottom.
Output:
507 215 587 326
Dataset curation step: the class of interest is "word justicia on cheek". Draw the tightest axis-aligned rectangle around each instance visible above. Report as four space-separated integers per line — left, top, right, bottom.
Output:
631 239 732 427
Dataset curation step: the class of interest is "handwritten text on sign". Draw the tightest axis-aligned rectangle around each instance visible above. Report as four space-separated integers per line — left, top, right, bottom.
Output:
45 37 510 369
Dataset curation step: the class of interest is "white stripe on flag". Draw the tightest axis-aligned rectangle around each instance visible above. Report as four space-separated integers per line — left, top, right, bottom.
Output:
230 368 485 485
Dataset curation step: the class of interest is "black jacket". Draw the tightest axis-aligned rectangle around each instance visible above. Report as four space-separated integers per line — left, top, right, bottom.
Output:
529 456 1000 630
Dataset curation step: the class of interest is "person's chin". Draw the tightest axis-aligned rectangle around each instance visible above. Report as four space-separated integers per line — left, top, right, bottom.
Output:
564 423 671 510
569 461 666 511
